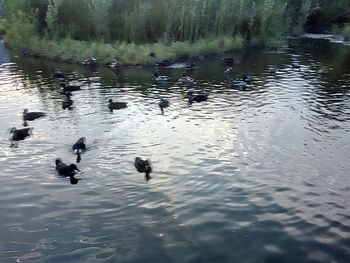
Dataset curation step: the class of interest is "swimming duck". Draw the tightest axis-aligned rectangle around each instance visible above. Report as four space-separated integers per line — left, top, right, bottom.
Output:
60 83 81 92
231 75 251 90
179 73 194 84
72 137 86 163
23 109 45 121
159 97 169 114
224 67 233 74
153 72 171 82
108 99 128 111
9 127 33 147
134 157 152 181
53 69 64 78
81 57 98 66
187 90 208 104
55 158 81 184
62 93 73 110
318 66 329 74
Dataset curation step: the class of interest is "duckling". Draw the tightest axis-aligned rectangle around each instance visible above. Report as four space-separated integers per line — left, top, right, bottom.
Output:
153 72 171 82
134 157 152 181
9 127 33 147
55 158 81 184
22 109 45 126
53 69 65 78
179 73 194 84
60 83 81 92
318 66 329 75
108 99 128 111
159 97 169 114
187 90 208 104
72 137 86 163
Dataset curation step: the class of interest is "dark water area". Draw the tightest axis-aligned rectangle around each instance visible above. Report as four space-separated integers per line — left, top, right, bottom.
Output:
0 38 350 263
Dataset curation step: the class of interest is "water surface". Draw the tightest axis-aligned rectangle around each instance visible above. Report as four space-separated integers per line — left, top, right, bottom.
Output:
0 39 350 263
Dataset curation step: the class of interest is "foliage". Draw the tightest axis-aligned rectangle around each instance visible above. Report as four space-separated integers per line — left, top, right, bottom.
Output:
0 0 348 63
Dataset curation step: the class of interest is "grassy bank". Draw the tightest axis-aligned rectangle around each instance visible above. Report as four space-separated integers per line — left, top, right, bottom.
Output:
3 0 343 64
6 35 245 65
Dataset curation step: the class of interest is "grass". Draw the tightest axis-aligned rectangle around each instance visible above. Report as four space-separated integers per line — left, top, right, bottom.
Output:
7 35 244 65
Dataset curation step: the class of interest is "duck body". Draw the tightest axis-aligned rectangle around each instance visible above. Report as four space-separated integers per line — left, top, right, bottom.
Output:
134 157 152 180
55 158 81 177
187 90 208 104
318 66 329 74
108 99 128 111
9 127 33 141
153 73 171 82
179 74 194 84
72 137 86 154
53 69 64 78
159 98 169 109
62 96 73 110
159 97 169 114
231 75 251 91
81 57 98 66
23 109 46 121
60 83 81 92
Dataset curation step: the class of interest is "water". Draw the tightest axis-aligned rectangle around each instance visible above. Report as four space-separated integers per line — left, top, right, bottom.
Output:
0 39 350 263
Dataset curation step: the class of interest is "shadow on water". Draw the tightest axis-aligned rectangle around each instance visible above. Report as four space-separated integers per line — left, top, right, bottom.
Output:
0 39 350 263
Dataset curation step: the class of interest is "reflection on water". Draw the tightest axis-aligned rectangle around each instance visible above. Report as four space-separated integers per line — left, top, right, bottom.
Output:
0 39 350 263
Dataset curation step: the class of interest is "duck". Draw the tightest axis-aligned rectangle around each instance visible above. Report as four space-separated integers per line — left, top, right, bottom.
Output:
81 57 98 66
108 99 128 111
224 67 233 74
318 66 329 74
159 97 169 114
153 72 171 82
186 90 208 104
55 158 81 184
72 137 86 163
232 75 252 90
53 69 64 78
23 109 45 121
179 73 194 84
134 157 152 181
9 127 33 147
60 83 81 92
62 93 73 110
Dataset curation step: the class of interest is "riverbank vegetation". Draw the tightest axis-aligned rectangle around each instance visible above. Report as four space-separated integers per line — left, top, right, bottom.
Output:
1 0 349 64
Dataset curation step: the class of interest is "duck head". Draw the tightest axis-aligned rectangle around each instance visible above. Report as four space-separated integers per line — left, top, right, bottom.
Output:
9 127 17 134
23 109 28 114
108 99 113 103
55 158 63 166
153 72 159 78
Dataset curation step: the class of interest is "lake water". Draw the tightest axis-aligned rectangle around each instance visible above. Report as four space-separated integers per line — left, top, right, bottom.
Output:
0 39 350 263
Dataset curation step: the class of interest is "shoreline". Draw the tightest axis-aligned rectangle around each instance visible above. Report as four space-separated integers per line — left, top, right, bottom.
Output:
3 35 277 69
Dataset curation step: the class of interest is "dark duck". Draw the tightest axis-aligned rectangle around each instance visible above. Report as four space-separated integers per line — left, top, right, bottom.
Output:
60 83 81 92
55 158 82 184
72 137 86 163
53 69 65 78
134 157 153 181
231 75 252 91
62 92 73 110
23 109 45 126
153 72 171 82
186 90 208 104
108 99 128 111
159 97 169 114
9 127 33 147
